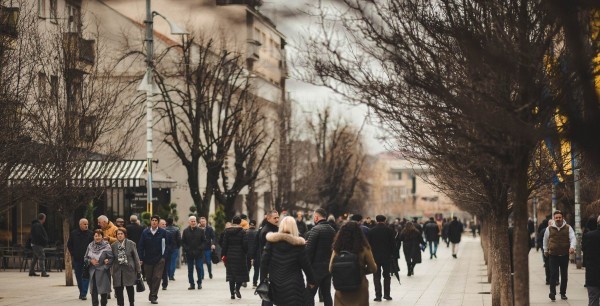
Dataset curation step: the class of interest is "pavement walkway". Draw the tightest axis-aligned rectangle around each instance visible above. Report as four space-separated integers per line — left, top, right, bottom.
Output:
0 236 589 305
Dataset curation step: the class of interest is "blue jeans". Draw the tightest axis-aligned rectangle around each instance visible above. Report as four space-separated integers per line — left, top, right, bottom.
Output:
200 249 212 279
169 248 179 279
72 260 89 297
187 255 203 286
428 240 439 256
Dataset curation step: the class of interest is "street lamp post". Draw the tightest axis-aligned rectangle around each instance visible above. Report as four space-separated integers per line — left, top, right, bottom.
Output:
138 0 187 216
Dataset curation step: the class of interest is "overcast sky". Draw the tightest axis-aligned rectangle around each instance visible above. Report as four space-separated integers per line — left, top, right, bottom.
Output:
258 1 390 155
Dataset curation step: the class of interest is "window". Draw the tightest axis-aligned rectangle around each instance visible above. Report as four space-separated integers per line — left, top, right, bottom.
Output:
50 75 59 102
79 115 96 142
66 4 81 33
49 0 57 22
38 72 47 102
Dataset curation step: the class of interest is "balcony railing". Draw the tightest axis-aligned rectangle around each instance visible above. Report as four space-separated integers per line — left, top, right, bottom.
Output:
62 33 95 72
0 6 20 39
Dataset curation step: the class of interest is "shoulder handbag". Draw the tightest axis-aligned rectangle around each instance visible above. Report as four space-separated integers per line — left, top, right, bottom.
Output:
136 273 146 292
211 250 220 264
254 276 271 302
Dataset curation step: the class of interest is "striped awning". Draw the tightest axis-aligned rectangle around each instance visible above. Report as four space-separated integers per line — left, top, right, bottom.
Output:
6 160 148 188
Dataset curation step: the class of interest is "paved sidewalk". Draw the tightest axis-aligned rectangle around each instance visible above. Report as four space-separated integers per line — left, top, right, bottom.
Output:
0 237 589 305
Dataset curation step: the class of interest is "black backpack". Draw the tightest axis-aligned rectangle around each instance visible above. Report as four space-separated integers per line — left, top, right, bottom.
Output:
331 251 362 291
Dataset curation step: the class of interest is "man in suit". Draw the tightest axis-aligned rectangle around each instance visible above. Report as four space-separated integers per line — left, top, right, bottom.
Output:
368 215 396 302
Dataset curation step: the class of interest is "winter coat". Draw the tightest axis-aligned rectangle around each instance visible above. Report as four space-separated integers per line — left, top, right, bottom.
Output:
305 220 336 280
125 223 143 245
296 219 308 237
221 226 249 283
329 246 377 306
165 225 182 249
244 228 259 260
367 223 396 264
110 239 141 287
582 229 600 287
137 227 168 265
200 226 216 250
101 221 119 244
424 221 440 242
30 220 48 247
448 220 463 243
182 226 207 260
441 222 450 240
401 231 424 264
67 229 93 262
260 232 315 306
85 243 114 295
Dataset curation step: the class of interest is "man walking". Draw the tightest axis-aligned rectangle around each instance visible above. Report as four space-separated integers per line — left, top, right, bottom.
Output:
448 216 463 258
543 210 576 301
583 215 600 306
138 215 168 304
159 219 177 290
244 220 260 288
29 213 49 277
296 211 307 237
258 210 279 306
305 208 335 306
182 216 207 290
198 217 216 280
424 217 440 259
126 215 143 244
368 215 396 302
67 218 94 300
164 218 181 281
98 215 118 244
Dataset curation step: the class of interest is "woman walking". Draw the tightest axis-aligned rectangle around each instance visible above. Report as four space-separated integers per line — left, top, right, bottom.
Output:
84 229 114 306
400 222 424 276
111 228 141 306
329 221 377 306
221 216 248 299
260 216 315 306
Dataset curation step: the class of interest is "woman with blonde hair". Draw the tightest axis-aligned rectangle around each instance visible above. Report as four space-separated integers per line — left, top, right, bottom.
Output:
260 216 315 306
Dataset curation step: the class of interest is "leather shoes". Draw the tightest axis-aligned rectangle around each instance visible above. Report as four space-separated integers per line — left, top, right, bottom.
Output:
188 286 195 290
29 273 39 277
41 273 50 277
150 300 158 304
235 290 241 299
560 294 568 300
373 297 382 302
383 296 392 300
549 293 556 301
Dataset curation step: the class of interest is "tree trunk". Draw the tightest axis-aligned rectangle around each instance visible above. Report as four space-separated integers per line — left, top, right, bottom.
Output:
224 195 236 221
512 162 531 306
187 165 205 218
488 211 513 306
62 217 74 286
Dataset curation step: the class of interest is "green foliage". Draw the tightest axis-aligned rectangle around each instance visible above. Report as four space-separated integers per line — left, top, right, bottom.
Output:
84 200 97 230
141 211 151 227
189 205 197 217
156 202 179 224
211 204 227 235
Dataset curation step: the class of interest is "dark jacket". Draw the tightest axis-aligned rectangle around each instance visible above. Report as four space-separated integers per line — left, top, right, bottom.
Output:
305 220 336 280
67 228 94 262
296 219 308 237
441 222 450 240
164 227 177 255
30 220 49 247
165 225 182 249
368 223 396 264
260 232 315 306
401 230 424 264
258 222 279 279
125 223 144 245
448 220 463 243
200 225 215 250
137 227 168 265
244 228 259 260
424 221 440 242
221 227 249 283
582 229 600 287
181 226 207 259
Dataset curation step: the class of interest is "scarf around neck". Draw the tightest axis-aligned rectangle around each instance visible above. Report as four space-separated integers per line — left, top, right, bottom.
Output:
117 239 128 265
87 240 111 260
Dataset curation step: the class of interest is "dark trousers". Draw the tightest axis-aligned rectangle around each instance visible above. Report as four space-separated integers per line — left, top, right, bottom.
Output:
373 262 391 298
161 252 172 289
542 254 551 283
30 245 46 274
428 240 439 256
144 259 165 301
187 255 203 286
90 277 108 306
247 257 260 284
229 281 242 294
549 255 569 295
168 248 179 279
200 249 212 279
587 286 600 306
72 260 90 297
308 274 333 306
114 285 134 306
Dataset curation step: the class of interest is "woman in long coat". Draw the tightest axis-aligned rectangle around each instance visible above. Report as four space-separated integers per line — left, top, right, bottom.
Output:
84 229 114 306
329 221 377 306
260 216 315 306
400 222 424 276
111 227 141 306
221 216 248 299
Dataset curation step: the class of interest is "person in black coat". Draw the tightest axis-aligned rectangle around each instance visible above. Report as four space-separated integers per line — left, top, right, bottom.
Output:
125 215 143 245
258 211 279 306
181 216 207 290
448 216 463 258
221 216 249 299
305 208 336 306
159 219 177 290
423 217 440 259
367 215 396 301
244 220 260 287
67 218 94 300
400 222 425 276
260 216 315 306
582 215 600 306
29 213 50 277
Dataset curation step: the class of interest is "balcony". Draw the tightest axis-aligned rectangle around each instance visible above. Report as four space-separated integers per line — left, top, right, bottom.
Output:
246 38 261 62
62 33 95 73
0 6 19 47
